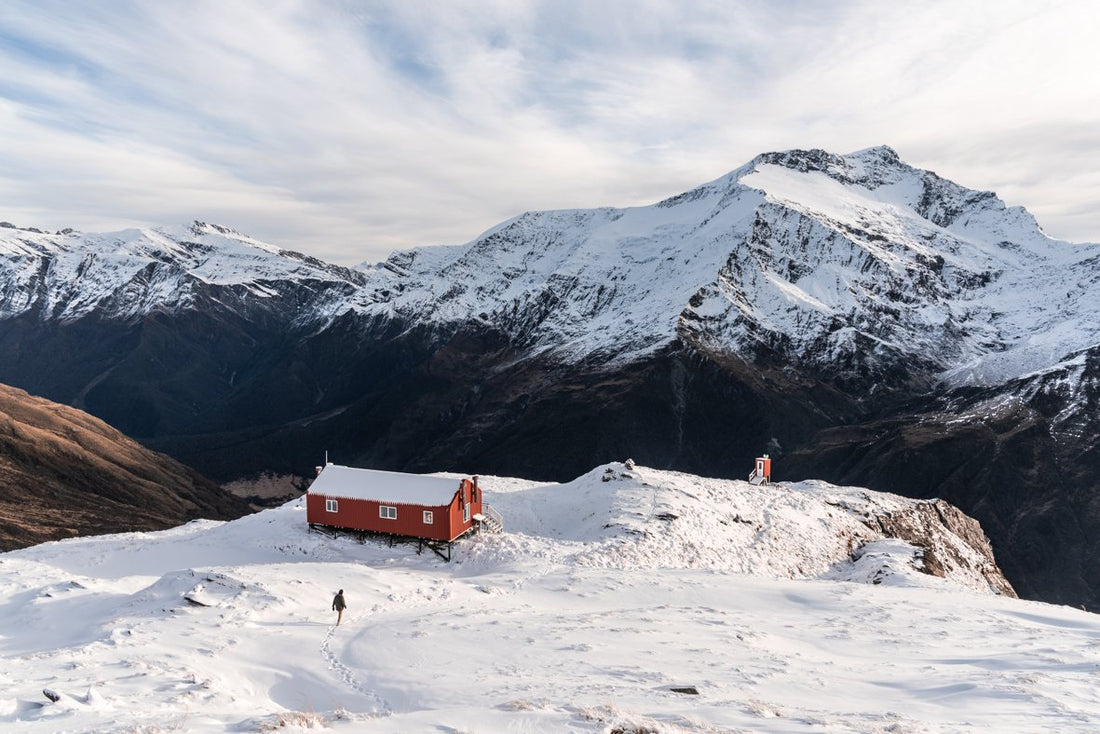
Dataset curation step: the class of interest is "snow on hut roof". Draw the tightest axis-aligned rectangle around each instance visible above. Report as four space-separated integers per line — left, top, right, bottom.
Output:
307 464 464 506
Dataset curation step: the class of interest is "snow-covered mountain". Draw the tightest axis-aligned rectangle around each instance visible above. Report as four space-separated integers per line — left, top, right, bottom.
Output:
2 146 1099 611
9 463 1079 733
5 146 1099 389
0 220 363 323
358 146 1100 388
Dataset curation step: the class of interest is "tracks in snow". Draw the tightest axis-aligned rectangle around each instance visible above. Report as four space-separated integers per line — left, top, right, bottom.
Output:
318 578 457 716
320 620 390 716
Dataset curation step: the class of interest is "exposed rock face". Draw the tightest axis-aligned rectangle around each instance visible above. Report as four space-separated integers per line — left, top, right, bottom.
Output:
862 498 1016 597
0 147 1097 606
222 473 309 510
0 383 249 550
785 345 1100 607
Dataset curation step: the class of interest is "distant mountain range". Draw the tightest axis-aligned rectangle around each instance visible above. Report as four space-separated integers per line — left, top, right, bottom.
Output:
1 146 1098 608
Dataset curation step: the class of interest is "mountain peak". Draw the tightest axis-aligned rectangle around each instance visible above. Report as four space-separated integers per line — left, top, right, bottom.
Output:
747 144 909 191
849 144 901 162
755 146 846 173
189 220 247 239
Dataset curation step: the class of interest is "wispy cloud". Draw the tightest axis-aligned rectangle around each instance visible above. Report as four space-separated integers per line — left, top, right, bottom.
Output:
0 0 1097 264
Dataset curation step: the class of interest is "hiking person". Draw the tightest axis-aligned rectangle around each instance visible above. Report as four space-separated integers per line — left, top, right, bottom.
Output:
332 589 347 625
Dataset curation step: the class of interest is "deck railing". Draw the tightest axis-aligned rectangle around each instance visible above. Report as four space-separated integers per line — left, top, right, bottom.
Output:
482 504 504 533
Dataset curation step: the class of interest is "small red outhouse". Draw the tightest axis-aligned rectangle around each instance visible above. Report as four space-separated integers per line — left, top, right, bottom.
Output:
306 464 483 544
749 454 772 485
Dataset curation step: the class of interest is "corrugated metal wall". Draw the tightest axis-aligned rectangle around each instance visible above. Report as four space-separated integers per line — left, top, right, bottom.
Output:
307 477 483 542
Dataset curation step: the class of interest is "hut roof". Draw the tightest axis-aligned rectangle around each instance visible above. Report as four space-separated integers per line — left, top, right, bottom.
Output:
307 464 464 506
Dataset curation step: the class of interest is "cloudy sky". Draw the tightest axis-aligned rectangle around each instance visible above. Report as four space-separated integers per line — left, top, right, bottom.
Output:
1 0 1097 265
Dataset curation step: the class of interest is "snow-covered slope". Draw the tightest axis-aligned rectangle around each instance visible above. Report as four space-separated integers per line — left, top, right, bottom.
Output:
4 146 1099 386
6 464 1099 733
466 463 1013 596
0 221 363 322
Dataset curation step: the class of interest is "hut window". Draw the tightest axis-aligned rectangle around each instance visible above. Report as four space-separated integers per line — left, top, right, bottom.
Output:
423 510 434 524
325 499 338 513
463 503 470 523
379 505 397 520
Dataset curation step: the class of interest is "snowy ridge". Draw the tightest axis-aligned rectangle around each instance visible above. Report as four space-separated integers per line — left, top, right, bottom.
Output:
0 221 364 323
4 147 1100 385
461 463 1012 596
945 341 1100 445
7 464 1100 733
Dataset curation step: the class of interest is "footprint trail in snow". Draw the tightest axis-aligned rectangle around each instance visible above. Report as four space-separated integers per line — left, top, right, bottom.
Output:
320 618 391 716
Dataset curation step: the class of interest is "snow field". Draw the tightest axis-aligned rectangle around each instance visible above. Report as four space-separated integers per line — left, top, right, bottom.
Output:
1 464 1099 732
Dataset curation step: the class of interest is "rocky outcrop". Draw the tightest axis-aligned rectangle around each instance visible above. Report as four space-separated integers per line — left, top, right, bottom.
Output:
480 462 1016 597
862 498 1016 597
785 347 1100 608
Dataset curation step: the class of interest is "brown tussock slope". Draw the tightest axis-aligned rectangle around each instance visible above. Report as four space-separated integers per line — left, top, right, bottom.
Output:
0 383 249 549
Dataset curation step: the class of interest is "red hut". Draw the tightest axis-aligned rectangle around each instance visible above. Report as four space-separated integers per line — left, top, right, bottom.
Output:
306 464 485 558
748 454 772 485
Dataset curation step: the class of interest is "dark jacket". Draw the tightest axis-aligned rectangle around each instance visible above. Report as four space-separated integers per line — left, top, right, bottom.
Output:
332 592 346 611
